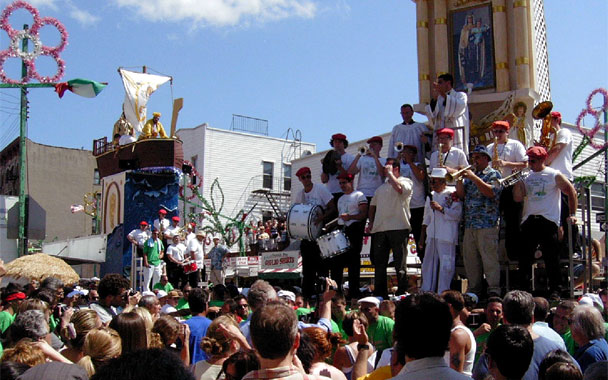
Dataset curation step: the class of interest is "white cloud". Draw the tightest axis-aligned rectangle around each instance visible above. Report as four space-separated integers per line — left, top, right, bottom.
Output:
113 0 317 27
69 8 100 26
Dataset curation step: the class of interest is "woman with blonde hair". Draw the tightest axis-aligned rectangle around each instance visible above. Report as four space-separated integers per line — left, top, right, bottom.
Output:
302 327 347 380
193 315 249 380
1 338 46 367
133 305 163 348
76 326 122 377
152 314 191 366
59 309 101 363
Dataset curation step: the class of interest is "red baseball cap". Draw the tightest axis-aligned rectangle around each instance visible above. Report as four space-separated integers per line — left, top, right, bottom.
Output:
296 167 311 177
331 133 347 141
526 146 548 160
436 128 454 138
492 121 510 131
158 209 167 215
140 221 148 226
171 216 180 222
337 172 354 181
550 111 562 119
367 136 383 146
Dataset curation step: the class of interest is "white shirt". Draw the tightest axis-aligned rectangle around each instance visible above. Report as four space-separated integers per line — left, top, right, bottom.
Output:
487 138 527 177
522 167 561 226
337 191 367 226
549 128 573 180
154 218 170 233
161 304 178 315
370 176 413 233
166 243 186 262
187 238 204 266
326 152 355 193
128 228 150 246
425 90 470 156
401 161 426 208
429 147 469 171
355 155 386 197
422 187 462 243
388 121 428 162
165 224 181 239
295 183 333 209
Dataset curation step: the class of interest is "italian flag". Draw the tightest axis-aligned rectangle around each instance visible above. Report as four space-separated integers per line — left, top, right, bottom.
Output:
55 79 107 98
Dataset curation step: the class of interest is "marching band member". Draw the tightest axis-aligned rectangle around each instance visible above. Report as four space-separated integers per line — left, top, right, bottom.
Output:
429 128 469 181
513 146 577 295
321 133 355 207
127 221 151 258
456 145 502 297
425 73 470 155
420 168 462 293
399 145 427 257
367 158 413 299
348 136 386 203
334 172 368 299
294 167 336 298
166 234 188 288
486 120 527 261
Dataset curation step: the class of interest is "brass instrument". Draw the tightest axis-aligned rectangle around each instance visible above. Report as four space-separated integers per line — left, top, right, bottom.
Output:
438 143 445 167
532 101 557 150
358 146 370 155
491 168 530 188
394 142 404 153
491 136 501 171
445 165 473 182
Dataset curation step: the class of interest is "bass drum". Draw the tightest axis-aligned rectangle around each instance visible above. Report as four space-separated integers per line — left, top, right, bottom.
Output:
287 204 323 241
317 230 350 259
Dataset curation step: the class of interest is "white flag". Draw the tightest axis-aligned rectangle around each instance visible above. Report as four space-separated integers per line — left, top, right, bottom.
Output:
71 204 84 213
120 69 171 134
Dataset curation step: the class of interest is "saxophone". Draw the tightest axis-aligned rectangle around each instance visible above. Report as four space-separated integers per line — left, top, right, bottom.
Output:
438 143 445 167
492 136 501 172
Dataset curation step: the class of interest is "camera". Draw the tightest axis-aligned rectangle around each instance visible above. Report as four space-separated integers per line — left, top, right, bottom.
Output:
315 276 336 295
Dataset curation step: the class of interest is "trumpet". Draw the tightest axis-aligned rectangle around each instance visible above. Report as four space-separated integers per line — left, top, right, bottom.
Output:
445 165 473 182
358 146 370 155
491 168 530 188
394 142 404 153
438 143 444 167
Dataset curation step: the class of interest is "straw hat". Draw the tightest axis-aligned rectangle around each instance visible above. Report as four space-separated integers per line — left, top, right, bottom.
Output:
4 253 80 285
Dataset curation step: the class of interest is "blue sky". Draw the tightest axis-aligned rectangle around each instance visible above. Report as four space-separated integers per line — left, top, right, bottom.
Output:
0 0 606 152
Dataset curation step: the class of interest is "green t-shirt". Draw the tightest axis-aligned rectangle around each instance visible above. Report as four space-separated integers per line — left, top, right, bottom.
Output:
143 238 164 266
209 300 224 307
0 311 15 333
296 307 314 318
331 318 348 341
153 282 174 292
475 324 501 363
367 315 394 352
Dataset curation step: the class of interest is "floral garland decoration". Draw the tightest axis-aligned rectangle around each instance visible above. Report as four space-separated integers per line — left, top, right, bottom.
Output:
575 88 608 150
0 0 68 84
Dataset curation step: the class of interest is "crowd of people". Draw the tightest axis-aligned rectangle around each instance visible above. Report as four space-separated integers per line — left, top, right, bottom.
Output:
293 72 603 302
0 264 607 380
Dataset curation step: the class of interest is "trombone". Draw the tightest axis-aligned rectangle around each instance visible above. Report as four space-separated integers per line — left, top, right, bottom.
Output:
445 165 473 182
491 168 530 188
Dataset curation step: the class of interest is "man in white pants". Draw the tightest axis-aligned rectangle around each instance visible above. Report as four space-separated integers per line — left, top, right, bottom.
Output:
420 168 462 293
143 228 164 293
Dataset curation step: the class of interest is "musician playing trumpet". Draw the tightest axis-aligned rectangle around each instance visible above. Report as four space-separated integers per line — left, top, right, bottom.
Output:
429 128 469 184
486 120 528 261
348 136 386 204
455 145 502 297
388 103 430 163
321 133 355 209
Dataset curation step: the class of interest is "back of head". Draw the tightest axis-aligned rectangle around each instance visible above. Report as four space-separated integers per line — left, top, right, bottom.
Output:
0 338 45 367
221 350 261 380
394 292 452 359
583 361 608 380
17 299 50 317
109 312 148 353
545 362 582 380
17 362 89 380
570 305 606 341
486 325 533 380
188 288 210 314
133 304 154 331
40 276 65 292
0 361 30 380
8 310 49 344
77 327 122 377
342 311 369 337
250 301 297 360
152 315 181 347
247 280 277 312
138 295 159 314
201 315 239 356
533 297 550 322
503 290 534 326
61 309 100 349
302 327 345 361
90 348 195 380
441 290 464 312
538 349 577 380
296 332 315 373
97 274 130 299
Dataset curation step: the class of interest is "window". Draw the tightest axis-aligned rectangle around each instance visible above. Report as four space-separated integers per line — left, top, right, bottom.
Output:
263 161 273 189
283 164 292 191
590 182 605 212
93 169 100 185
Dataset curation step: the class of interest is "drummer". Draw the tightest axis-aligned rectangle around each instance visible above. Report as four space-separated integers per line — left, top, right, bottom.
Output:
293 166 336 299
